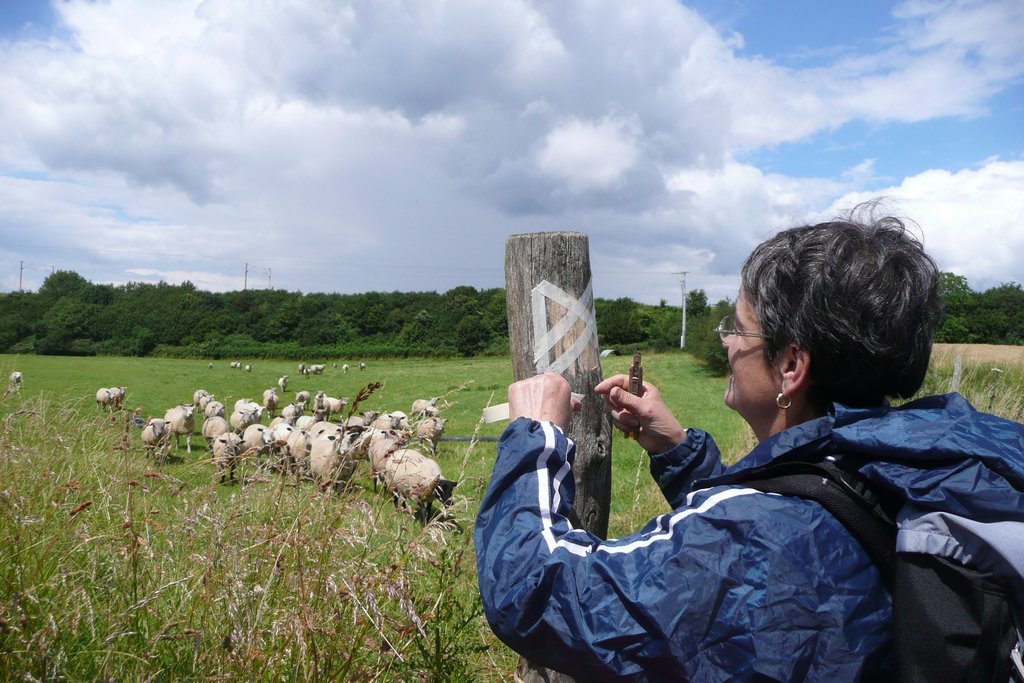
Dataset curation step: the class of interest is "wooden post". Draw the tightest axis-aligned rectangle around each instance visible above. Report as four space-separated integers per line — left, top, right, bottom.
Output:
504 231 614 683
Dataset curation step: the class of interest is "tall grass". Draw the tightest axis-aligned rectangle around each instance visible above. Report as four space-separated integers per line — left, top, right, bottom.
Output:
915 344 1024 422
5 345 1013 679
0 392 508 681
0 351 742 680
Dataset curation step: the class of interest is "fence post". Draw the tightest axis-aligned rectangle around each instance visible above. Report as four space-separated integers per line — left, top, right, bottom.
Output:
504 231 614 683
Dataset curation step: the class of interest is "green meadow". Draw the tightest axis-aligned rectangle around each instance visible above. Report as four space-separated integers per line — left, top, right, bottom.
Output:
0 352 746 681
1 348 1019 680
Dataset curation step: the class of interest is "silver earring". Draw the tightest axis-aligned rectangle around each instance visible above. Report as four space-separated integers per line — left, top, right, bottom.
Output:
776 392 792 409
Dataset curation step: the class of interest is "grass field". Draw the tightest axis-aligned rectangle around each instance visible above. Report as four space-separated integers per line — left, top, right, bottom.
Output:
0 351 747 681
1 346 1019 680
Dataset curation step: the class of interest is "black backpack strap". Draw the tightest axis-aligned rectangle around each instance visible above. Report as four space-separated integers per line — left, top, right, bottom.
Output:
719 459 898 591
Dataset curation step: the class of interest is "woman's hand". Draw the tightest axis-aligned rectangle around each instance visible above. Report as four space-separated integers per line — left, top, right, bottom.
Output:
508 373 582 431
595 374 688 454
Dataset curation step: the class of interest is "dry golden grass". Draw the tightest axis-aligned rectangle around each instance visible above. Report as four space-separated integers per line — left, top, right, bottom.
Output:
932 343 1024 368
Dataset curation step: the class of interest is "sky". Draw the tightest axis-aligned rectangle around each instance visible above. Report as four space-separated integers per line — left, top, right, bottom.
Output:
0 0 1021 305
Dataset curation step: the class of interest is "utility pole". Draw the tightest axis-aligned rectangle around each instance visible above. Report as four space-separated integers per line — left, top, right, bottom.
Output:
265 267 272 289
19 260 56 292
674 271 688 348
244 262 252 291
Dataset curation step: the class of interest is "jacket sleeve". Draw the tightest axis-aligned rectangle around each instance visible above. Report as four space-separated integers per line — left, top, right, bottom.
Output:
648 428 726 509
475 418 893 682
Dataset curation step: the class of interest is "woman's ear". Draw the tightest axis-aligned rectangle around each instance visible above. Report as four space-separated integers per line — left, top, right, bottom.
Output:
777 344 812 395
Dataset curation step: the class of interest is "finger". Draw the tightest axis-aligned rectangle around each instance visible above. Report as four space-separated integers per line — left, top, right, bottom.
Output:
570 395 583 413
594 375 629 395
612 411 640 433
609 386 643 412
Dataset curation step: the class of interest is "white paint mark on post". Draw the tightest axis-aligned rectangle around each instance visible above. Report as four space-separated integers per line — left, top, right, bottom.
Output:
531 279 598 375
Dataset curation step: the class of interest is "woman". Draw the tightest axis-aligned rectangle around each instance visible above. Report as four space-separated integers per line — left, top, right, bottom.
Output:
475 212 1024 681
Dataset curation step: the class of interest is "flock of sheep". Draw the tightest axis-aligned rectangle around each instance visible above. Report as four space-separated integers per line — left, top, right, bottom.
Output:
125 363 455 522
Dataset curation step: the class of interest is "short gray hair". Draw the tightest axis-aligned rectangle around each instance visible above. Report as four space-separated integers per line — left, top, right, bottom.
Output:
740 204 942 408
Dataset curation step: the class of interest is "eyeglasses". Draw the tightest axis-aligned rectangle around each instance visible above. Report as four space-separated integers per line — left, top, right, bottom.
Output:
715 315 768 343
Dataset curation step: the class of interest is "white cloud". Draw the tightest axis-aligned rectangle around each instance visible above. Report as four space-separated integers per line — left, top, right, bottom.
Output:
824 159 1024 290
536 116 641 192
0 0 1020 306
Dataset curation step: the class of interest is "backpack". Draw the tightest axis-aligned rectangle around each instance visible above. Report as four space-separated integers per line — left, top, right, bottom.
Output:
719 457 1024 682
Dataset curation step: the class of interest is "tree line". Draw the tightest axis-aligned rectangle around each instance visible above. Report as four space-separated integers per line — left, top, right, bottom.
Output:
0 270 1020 373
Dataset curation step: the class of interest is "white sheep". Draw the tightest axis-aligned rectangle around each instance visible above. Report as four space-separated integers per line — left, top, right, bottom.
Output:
285 428 312 472
212 433 243 483
208 362 213 369
193 389 211 406
382 448 456 522
241 423 274 456
371 412 403 431
308 421 343 439
202 415 230 447
308 364 326 375
345 414 368 430
244 364 252 373
197 393 215 411
234 398 259 412
363 428 409 486
391 410 411 430
312 391 345 418
280 402 304 424
266 422 296 470
295 409 326 431
278 375 289 392
140 418 171 460
359 361 367 371
9 371 22 391
294 390 311 409
308 431 359 488
95 388 114 411
342 363 350 374
164 405 196 454
415 416 447 455
229 405 263 432
297 362 306 375
204 400 225 419
109 386 128 410
322 396 348 419
411 397 440 418
262 388 279 417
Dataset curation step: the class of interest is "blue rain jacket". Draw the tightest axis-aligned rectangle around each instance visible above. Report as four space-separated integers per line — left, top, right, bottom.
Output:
475 393 1024 682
